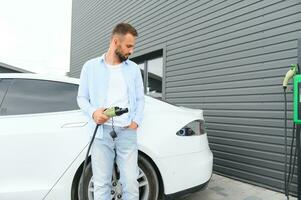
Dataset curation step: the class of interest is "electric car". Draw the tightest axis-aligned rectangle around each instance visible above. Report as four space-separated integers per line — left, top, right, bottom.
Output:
0 73 213 200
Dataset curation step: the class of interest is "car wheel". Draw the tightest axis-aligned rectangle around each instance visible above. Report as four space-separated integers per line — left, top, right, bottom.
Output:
77 155 160 200
138 155 159 200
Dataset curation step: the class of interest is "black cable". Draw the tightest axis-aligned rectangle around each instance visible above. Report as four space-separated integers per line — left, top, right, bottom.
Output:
80 124 99 200
288 135 297 195
284 88 289 198
287 123 296 197
284 84 298 199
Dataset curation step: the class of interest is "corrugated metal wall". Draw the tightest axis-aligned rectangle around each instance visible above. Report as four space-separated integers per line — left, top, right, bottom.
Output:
70 0 301 194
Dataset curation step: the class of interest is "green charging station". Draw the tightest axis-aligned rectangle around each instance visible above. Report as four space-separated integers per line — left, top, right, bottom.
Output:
283 38 301 199
286 65 301 200
294 75 301 124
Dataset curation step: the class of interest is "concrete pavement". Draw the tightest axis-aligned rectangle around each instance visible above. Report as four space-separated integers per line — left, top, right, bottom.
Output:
178 174 297 200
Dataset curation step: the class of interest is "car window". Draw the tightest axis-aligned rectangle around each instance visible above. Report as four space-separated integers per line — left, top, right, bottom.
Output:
0 79 79 115
0 79 13 114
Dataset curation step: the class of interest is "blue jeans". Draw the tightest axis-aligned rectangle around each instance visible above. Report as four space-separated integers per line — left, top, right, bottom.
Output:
91 125 139 200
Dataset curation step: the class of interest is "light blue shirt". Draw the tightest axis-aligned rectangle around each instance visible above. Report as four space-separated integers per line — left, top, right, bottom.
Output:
77 54 145 138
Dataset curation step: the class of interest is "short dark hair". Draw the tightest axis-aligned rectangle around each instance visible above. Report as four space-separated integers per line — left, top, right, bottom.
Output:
111 23 138 37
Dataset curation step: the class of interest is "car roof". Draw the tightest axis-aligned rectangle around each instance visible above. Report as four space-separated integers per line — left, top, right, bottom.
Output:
0 73 79 84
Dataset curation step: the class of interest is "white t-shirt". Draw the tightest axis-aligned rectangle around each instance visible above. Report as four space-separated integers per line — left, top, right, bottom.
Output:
104 63 130 127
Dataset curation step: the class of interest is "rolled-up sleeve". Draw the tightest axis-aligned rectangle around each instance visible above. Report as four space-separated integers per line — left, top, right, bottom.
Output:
77 62 97 118
133 66 145 126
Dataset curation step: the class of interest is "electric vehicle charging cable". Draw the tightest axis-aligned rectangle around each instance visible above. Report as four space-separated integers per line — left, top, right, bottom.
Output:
283 64 300 199
288 123 297 195
80 123 99 200
283 87 295 199
283 86 289 198
79 107 128 200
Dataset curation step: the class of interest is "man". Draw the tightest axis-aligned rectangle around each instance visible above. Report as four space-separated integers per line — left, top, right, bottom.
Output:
77 23 144 200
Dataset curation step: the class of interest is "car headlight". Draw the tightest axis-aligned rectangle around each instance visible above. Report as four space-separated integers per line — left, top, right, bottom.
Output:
176 120 206 136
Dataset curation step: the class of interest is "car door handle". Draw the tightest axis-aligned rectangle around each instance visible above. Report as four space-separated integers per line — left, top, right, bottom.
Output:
61 122 88 128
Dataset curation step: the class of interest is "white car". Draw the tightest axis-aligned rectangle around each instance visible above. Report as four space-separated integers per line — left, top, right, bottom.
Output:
0 73 213 200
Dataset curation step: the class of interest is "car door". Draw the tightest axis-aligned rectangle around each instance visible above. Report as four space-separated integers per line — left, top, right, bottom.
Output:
0 78 89 200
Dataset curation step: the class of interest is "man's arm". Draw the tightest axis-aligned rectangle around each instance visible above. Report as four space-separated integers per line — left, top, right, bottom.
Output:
77 62 110 124
132 66 145 128
77 62 98 118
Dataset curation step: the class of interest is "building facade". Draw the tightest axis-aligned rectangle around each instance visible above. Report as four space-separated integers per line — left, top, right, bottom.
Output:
70 0 301 194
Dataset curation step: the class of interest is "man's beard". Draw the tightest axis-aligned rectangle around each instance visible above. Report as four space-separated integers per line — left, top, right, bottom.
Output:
115 48 129 62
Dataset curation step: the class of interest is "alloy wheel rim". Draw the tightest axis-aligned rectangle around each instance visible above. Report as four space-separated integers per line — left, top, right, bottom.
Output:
84 167 149 200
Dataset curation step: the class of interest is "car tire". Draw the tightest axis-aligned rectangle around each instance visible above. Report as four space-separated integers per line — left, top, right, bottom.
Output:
77 154 160 200
78 162 92 200
138 155 160 200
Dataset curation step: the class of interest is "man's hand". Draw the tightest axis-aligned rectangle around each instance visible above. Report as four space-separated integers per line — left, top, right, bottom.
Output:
127 121 138 130
92 108 110 124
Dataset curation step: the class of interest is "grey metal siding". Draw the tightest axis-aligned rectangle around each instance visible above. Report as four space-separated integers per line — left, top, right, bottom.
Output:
70 0 301 194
